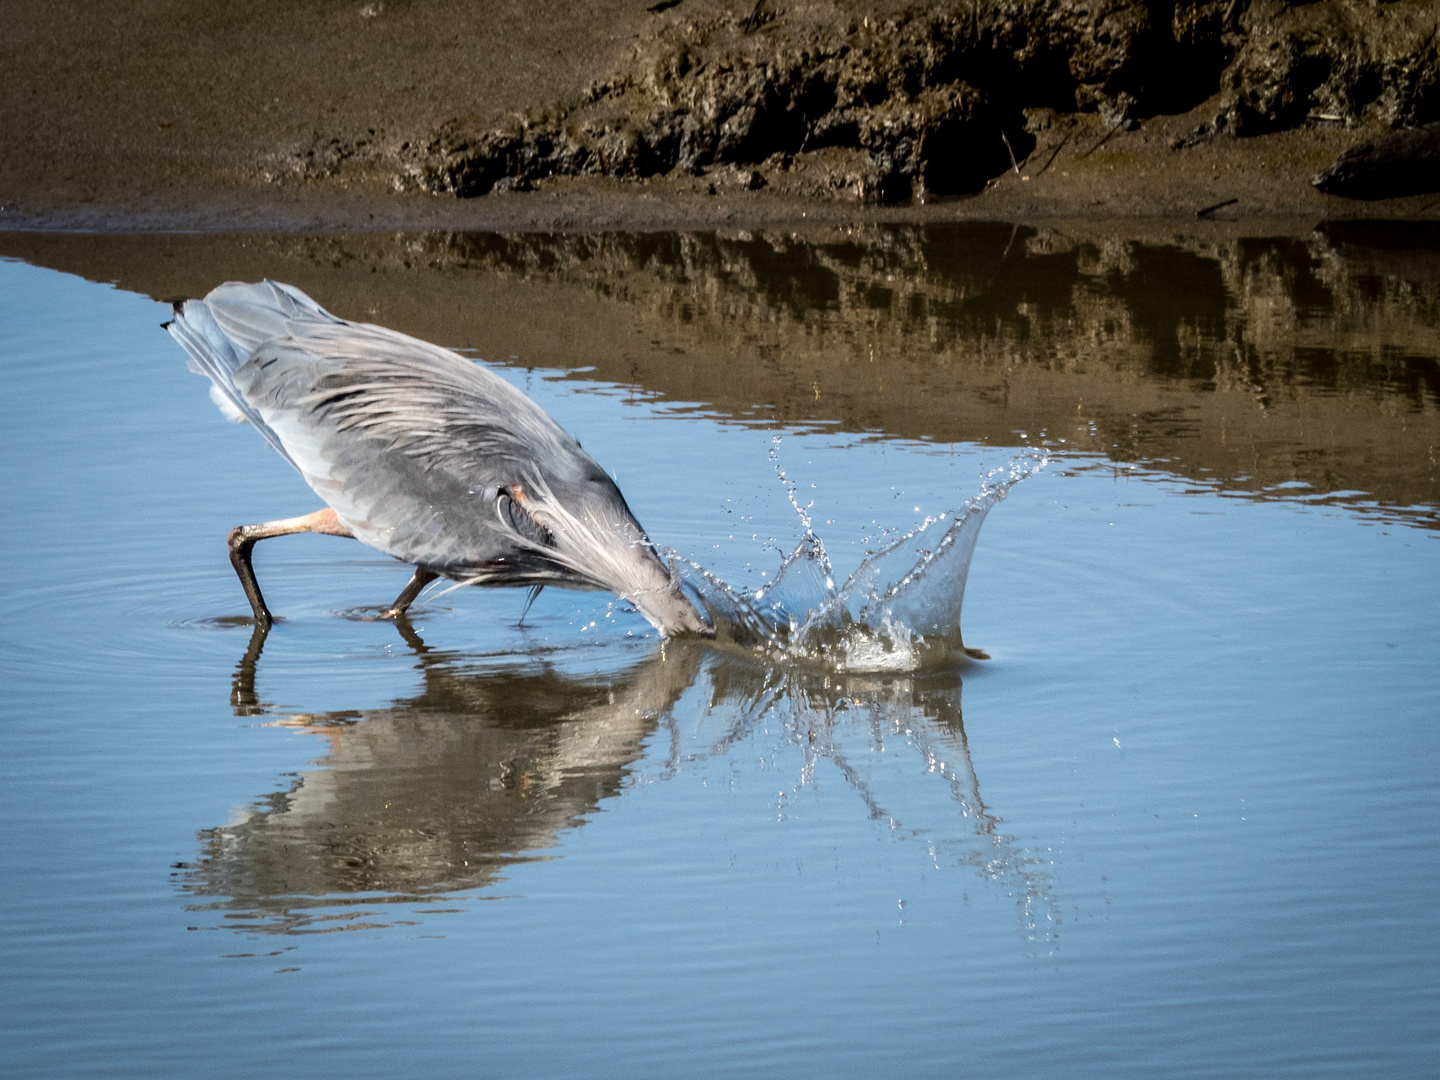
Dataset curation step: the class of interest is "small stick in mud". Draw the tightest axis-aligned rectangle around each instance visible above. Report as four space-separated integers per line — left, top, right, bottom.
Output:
1196 197 1239 218
1080 120 1125 159
1000 130 1021 176
741 0 770 34
1001 222 1020 260
1034 129 1072 177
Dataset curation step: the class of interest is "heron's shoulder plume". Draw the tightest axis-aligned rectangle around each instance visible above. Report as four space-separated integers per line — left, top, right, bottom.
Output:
239 319 581 482
166 279 567 480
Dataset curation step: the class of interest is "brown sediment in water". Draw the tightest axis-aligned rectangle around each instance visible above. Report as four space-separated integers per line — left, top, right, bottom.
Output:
3 1 1440 230
5 222 1436 526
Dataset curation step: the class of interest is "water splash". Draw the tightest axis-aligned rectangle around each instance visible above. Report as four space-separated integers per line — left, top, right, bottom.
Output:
677 450 1048 672
768 435 830 571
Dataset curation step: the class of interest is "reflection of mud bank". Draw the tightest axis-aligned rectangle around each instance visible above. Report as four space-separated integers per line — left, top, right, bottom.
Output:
430 222 1440 522
5 221 1437 523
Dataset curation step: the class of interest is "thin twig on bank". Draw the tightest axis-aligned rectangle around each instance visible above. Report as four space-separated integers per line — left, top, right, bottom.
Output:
1196 197 1238 218
742 0 770 33
1080 120 1125 159
1034 129 1072 177
1001 221 1020 260
1000 130 1021 175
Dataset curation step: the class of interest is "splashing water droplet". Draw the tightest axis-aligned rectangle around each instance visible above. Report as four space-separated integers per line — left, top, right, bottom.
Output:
671 450 1048 671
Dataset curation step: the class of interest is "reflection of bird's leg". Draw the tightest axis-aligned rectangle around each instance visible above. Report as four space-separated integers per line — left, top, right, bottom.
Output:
230 621 271 716
390 613 431 654
227 507 355 626
381 567 438 620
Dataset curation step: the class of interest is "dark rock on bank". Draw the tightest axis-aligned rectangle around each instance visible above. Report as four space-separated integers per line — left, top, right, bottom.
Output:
1313 123 1440 200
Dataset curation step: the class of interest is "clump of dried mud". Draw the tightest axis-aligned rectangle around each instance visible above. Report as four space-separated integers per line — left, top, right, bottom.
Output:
400 0 1440 204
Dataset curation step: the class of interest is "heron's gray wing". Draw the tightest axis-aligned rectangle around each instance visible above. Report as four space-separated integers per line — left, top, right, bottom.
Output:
167 297 295 466
232 320 600 576
167 280 341 468
205 280 343 353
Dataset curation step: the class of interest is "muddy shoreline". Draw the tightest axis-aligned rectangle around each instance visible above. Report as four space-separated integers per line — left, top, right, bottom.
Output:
4 1 1439 232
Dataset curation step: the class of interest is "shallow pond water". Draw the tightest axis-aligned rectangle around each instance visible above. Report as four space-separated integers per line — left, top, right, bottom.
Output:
2 224 1438 1078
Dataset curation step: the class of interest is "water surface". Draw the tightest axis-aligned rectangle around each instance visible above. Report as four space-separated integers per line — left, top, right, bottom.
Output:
1 224 1437 1078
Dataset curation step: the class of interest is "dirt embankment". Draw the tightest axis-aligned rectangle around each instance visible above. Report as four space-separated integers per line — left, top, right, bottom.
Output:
2 0 1438 228
409 0 1440 204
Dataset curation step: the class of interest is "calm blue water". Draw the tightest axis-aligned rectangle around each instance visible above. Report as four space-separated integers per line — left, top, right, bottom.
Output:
1 250 1437 1078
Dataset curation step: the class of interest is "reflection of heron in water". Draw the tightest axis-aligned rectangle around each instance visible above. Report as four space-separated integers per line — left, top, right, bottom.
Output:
695 659 1058 940
184 624 1054 940
167 280 709 637
182 620 707 933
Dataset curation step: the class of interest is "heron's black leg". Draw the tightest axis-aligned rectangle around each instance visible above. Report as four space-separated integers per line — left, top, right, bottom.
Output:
382 567 438 620
226 508 355 626
518 585 544 627
227 527 272 628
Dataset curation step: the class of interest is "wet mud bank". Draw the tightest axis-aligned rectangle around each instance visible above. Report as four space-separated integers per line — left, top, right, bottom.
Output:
3 0 1440 228
408 0 1440 206
6 220 1436 525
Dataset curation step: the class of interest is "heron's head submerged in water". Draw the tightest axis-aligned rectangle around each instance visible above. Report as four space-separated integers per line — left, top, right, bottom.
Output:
467 469 712 638
167 278 713 637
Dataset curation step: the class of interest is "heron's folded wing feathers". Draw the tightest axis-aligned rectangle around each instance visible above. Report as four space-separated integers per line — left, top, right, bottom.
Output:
167 296 298 467
232 322 587 572
204 280 342 356
236 322 578 479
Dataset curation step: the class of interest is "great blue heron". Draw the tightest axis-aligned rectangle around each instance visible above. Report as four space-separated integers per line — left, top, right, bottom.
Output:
168 280 711 637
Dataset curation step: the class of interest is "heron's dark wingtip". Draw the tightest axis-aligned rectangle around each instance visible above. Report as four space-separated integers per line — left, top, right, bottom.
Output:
161 296 193 319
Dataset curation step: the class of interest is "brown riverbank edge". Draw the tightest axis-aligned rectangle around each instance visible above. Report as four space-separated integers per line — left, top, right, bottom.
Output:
4 0 1440 231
